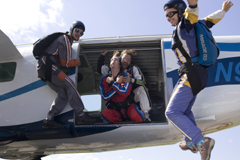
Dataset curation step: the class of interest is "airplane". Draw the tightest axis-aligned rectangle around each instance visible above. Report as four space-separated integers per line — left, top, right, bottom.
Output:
0 29 239 160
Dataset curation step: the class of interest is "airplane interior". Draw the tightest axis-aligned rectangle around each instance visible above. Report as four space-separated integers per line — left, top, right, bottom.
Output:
74 40 167 124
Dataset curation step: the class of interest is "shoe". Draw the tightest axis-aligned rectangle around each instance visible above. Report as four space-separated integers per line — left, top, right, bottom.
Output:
143 111 151 122
197 137 215 160
42 119 64 129
76 113 96 124
179 141 198 153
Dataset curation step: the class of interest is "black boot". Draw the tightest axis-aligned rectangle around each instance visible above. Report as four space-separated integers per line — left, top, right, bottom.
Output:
42 119 64 129
76 113 96 125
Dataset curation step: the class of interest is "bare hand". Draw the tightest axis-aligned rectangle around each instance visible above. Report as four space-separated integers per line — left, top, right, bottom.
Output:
122 73 131 83
106 77 114 84
101 49 108 56
222 0 233 12
122 76 131 83
187 0 198 6
116 76 123 84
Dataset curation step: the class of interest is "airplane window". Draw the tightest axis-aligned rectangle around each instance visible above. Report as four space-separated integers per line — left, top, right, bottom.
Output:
0 62 16 82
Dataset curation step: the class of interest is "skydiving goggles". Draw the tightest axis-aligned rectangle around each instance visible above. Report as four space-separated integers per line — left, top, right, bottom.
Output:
111 57 119 61
74 28 84 36
165 11 178 18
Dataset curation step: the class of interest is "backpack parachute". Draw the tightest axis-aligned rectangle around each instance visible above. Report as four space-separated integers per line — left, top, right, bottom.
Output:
32 32 65 60
191 21 220 67
172 21 220 67
33 32 65 82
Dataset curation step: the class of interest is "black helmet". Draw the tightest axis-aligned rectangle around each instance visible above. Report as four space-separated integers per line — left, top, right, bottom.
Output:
70 20 85 34
164 0 187 19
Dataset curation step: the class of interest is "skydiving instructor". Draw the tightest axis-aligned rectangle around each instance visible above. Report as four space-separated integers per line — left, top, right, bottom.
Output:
37 21 96 128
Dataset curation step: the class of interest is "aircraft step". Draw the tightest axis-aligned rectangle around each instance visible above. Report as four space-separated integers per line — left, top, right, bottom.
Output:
0 130 19 145
25 125 75 140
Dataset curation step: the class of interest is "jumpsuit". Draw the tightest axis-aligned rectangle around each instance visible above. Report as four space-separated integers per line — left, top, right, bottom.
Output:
37 33 84 120
165 5 227 144
100 73 144 123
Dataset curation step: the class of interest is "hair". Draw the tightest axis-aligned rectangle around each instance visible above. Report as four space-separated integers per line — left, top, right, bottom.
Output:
112 51 121 57
120 49 137 65
120 49 137 58
110 51 123 72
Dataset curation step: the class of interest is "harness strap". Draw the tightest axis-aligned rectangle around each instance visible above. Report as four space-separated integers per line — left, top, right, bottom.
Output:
172 28 192 63
172 26 203 96
106 92 135 120
45 55 53 82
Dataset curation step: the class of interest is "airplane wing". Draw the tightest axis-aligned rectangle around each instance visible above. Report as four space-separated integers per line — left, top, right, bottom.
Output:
0 29 22 62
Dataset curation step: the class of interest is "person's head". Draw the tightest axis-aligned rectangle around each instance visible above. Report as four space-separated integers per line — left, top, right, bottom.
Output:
164 0 186 26
120 49 137 69
110 51 121 70
69 20 85 41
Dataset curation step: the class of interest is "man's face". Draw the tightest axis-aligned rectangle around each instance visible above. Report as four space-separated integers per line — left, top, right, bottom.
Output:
72 28 84 41
165 8 179 26
121 54 131 69
110 56 120 69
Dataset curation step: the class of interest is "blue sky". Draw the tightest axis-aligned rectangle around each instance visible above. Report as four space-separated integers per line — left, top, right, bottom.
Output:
0 0 240 160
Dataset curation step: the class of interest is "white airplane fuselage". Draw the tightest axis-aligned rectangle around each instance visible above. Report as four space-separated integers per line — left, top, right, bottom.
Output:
0 31 239 160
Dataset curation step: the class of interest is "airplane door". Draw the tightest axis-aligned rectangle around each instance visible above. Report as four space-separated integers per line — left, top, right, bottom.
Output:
69 43 80 84
72 43 101 116
161 38 179 104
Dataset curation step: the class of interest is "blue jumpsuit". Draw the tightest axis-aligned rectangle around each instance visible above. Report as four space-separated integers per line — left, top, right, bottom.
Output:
165 6 227 144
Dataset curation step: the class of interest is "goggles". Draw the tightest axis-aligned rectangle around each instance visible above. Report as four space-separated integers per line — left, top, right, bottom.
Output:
74 28 84 36
166 11 178 18
122 57 131 62
111 57 119 61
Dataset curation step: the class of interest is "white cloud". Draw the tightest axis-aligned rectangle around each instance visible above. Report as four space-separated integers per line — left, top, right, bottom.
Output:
0 0 65 44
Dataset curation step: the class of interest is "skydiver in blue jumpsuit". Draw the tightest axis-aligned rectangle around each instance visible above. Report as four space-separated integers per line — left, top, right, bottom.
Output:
163 0 233 159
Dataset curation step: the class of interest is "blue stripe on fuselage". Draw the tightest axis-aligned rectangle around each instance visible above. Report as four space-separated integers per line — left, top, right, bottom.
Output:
217 42 240 52
0 67 76 102
163 41 172 50
0 80 46 102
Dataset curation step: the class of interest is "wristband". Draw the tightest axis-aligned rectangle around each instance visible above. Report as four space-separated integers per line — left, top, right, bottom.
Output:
189 4 197 8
